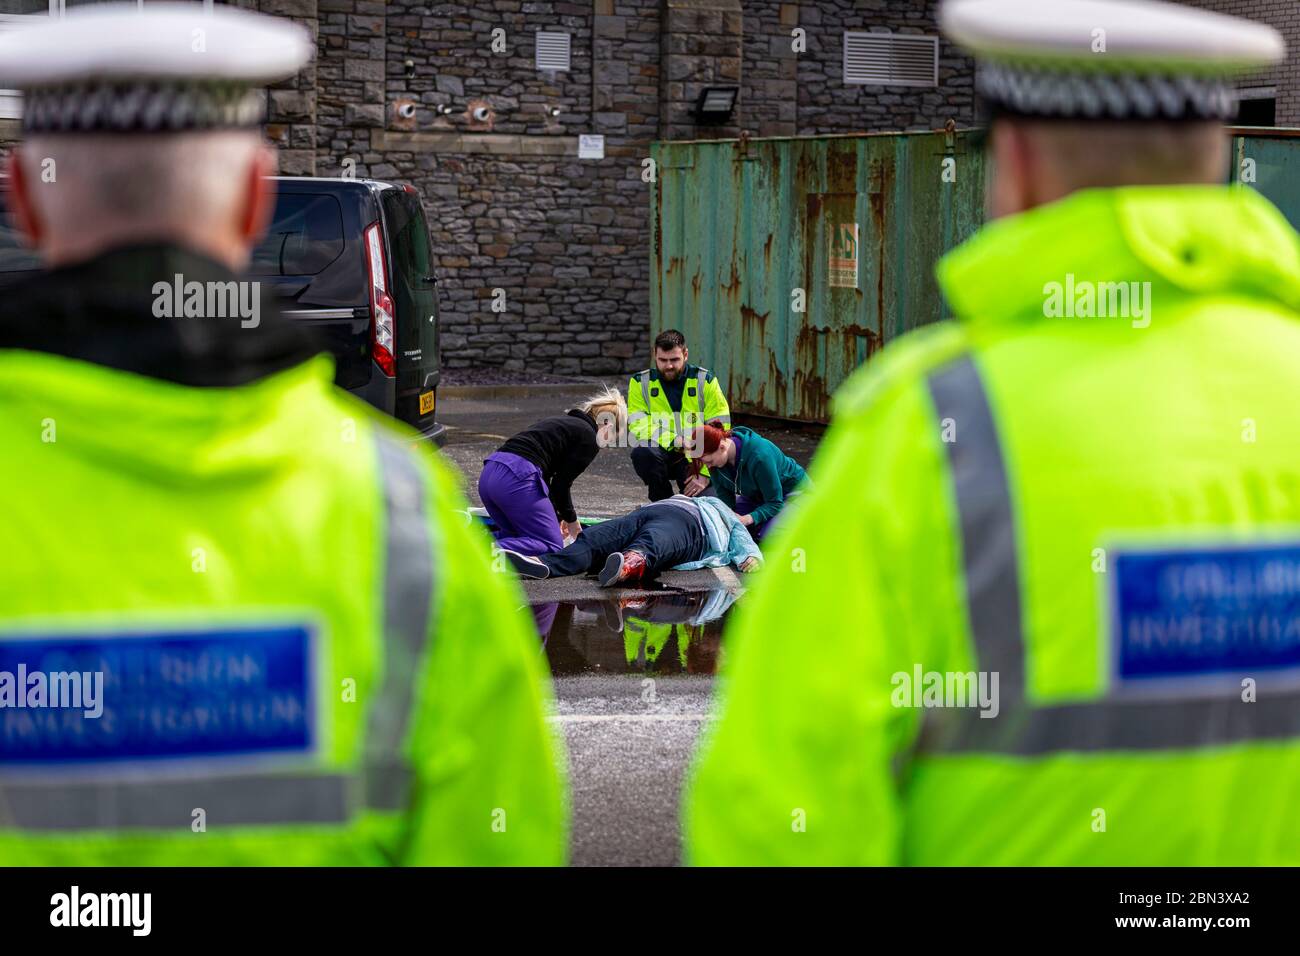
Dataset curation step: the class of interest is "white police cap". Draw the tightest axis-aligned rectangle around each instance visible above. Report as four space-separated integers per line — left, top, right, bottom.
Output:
0 2 313 134
940 0 1285 121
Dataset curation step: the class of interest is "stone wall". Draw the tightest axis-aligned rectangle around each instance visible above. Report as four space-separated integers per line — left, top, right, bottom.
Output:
10 0 1294 373
1179 0 1300 125
744 0 973 137
300 0 981 373
233 0 320 175
660 0 743 141
740 0 795 138
795 0 973 134
322 0 663 374
383 2 593 137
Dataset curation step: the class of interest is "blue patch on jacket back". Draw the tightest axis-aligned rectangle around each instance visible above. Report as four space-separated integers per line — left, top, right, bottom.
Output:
0 623 316 766
1112 542 1300 685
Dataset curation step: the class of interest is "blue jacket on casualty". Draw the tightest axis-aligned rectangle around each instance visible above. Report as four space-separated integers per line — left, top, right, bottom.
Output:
672 495 763 571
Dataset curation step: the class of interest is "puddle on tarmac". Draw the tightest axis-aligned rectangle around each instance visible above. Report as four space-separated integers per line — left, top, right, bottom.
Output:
530 587 737 676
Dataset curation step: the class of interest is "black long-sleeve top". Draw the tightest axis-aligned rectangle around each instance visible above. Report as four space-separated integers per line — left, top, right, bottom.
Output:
496 409 599 523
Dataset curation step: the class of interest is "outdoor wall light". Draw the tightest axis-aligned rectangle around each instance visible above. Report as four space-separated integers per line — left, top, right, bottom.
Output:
693 86 738 124
396 102 417 119
471 105 492 122
404 59 416 80
548 106 563 117
436 104 455 115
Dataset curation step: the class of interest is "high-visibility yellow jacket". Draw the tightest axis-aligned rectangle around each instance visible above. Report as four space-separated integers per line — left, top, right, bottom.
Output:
624 618 687 670
687 185 1300 865
0 350 566 865
627 364 730 451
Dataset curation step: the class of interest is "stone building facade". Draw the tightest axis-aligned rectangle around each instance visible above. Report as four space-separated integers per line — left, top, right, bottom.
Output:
0 0 1294 373
1180 0 1300 125
246 0 980 374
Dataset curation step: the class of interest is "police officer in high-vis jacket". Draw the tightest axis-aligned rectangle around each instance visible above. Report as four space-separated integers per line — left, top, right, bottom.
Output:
0 4 564 865
688 0 1300 865
627 329 731 501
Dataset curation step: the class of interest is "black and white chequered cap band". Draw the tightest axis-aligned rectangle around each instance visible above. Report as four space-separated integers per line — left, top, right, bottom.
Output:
22 80 266 134
977 62 1238 121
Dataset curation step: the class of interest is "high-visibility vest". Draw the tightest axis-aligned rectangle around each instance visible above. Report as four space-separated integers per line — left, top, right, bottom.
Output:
627 364 731 451
688 185 1300 865
0 351 565 865
624 618 688 670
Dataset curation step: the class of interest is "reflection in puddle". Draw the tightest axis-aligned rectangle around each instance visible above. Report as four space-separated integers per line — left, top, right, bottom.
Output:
532 588 737 676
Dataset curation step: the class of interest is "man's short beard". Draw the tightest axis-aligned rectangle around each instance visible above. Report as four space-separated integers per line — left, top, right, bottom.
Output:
659 366 682 381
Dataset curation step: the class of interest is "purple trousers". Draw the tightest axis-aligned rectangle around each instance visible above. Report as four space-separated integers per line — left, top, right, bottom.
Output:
735 492 800 544
478 451 565 555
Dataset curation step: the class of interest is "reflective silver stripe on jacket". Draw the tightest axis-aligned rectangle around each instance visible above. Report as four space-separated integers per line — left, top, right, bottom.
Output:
637 370 676 447
637 370 667 446
0 774 357 831
364 433 437 810
920 354 1300 755
926 356 1026 701
629 372 650 433
688 367 711 434
0 760 422 830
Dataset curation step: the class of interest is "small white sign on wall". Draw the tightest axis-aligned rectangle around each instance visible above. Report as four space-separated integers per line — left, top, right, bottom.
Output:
578 134 605 159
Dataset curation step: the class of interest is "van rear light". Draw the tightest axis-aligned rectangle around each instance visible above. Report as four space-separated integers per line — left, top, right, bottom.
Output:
364 221 396 377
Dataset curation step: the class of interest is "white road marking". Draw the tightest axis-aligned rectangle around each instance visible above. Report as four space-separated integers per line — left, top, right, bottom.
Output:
441 424 509 440
549 714 712 723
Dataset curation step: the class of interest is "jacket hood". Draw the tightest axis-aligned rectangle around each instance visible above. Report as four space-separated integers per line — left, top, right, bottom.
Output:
937 185 1300 324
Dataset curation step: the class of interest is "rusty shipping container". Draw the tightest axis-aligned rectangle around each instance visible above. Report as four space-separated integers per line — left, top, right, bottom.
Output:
1230 128 1300 226
650 128 1300 424
650 129 986 424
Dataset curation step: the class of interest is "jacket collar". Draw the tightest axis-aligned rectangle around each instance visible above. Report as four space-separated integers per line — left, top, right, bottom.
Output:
567 408 597 431
0 242 324 387
937 185 1300 325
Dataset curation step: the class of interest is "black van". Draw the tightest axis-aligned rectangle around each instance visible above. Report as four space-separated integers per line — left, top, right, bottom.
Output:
0 176 446 445
253 177 446 445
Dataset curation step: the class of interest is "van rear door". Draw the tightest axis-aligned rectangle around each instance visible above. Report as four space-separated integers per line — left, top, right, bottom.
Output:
250 189 372 392
0 184 42 288
379 186 440 433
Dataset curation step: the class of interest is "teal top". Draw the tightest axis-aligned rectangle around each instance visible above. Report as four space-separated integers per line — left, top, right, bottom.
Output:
708 426 807 526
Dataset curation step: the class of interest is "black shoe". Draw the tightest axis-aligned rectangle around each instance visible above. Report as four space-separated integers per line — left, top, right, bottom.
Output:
598 551 624 587
500 548 550 579
599 550 648 588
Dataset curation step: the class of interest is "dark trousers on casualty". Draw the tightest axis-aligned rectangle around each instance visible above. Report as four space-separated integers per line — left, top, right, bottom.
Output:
537 502 706 578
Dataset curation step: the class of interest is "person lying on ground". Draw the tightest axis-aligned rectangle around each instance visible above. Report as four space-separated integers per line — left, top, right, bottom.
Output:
603 587 739 638
477 386 627 554
500 494 761 587
685 423 809 543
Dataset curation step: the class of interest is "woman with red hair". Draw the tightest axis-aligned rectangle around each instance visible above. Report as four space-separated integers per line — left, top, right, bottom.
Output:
686 422 808 542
